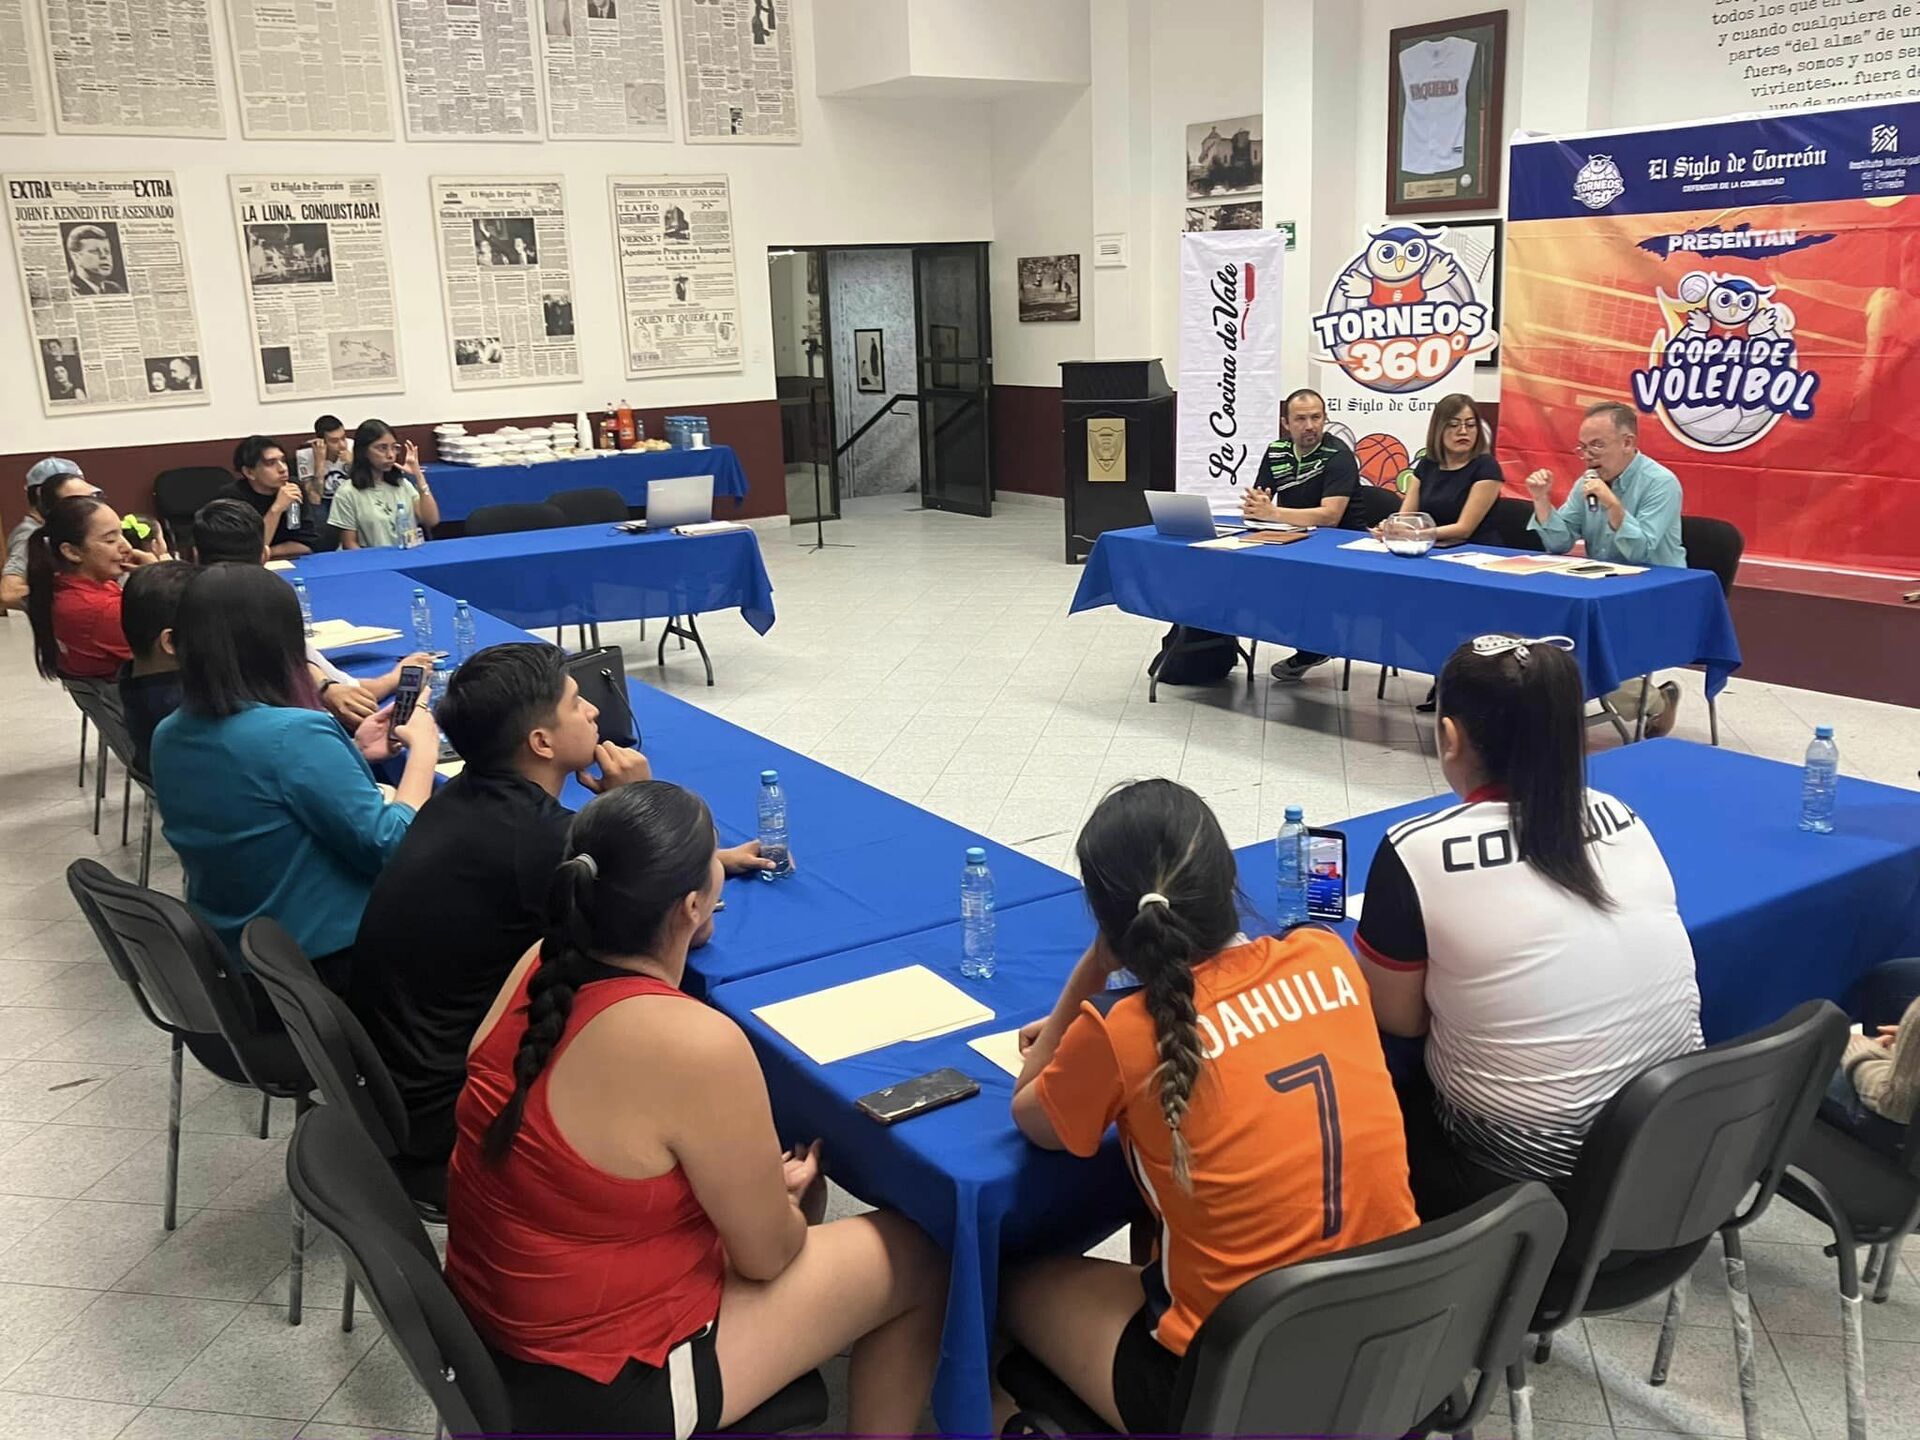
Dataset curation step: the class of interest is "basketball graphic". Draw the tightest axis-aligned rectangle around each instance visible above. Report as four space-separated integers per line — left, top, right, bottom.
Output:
1355 433 1410 489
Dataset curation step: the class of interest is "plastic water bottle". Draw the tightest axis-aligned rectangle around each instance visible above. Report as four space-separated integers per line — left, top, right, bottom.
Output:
1276 805 1309 928
960 847 997 980
756 770 793 881
452 600 477 666
291 577 314 638
409 587 434 652
1799 725 1839 834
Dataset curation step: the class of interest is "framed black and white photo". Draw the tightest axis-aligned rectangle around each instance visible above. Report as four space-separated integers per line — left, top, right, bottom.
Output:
1386 10 1507 216
1017 254 1080 322
854 328 884 393
1185 115 1262 200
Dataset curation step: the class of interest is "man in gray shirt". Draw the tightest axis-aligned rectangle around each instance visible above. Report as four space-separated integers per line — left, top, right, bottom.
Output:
3 457 95 611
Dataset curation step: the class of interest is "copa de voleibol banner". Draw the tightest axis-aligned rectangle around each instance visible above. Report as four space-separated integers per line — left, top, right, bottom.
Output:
1176 229 1286 509
1498 96 1920 572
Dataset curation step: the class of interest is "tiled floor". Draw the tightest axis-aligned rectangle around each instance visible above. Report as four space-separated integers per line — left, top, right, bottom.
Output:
0 492 1914 1439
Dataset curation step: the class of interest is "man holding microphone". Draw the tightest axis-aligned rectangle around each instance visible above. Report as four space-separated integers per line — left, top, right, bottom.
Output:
1527 400 1687 736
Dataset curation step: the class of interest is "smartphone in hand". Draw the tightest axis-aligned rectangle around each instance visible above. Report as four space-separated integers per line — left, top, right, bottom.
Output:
388 664 426 739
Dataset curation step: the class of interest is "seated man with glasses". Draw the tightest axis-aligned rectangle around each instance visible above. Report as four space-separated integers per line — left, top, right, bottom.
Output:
1524 400 1687 737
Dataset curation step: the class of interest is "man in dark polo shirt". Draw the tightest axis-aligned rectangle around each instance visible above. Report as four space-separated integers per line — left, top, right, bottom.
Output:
222 434 316 559
1242 388 1360 681
348 643 774 1199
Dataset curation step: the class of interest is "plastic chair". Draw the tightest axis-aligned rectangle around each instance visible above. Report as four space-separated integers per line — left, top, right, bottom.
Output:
545 487 632 647
64 859 316 1321
60 677 154 877
287 1105 831 1438
1000 1183 1567 1438
463 502 570 537
1510 998 1847 1440
1487 495 1547 552
153 467 235 558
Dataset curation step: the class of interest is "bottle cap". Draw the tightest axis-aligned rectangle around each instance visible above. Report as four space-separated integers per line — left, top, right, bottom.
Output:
456 599 469 608
1815 725 1834 740
411 586 425 597
965 846 987 864
1284 804 1303 822
760 769 778 784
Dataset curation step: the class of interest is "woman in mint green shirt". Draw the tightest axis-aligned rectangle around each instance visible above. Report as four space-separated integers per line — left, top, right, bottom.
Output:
330 419 441 550
151 565 441 982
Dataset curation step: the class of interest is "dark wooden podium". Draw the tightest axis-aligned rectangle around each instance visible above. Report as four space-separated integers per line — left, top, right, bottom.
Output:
1060 358 1174 564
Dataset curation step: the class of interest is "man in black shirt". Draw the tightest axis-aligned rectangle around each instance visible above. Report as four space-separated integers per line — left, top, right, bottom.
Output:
349 643 771 1193
1242 388 1360 681
222 435 316 559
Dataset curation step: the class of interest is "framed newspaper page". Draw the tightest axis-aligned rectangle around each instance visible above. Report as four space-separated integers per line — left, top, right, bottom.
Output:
1385 10 1506 216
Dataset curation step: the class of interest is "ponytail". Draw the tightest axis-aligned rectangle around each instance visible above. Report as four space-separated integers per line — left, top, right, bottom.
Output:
1438 637 1610 909
482 856 599 1163
25 494 111 681
1076 779 1242 1194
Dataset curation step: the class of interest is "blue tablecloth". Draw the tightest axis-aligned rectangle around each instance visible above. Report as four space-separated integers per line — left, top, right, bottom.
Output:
421 445 748 522
708 891 1135 1437
288 522 775 636
1072 526 1743 700
1239 739 1920 1042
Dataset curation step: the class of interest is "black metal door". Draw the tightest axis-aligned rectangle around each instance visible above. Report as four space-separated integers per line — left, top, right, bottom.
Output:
913 244 993 517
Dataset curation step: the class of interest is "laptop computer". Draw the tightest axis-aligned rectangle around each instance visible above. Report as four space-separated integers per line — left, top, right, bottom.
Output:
1145 490 1240 540
642 474 716 530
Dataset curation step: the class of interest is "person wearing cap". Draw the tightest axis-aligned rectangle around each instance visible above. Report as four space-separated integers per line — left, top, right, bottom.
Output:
3 459 97 610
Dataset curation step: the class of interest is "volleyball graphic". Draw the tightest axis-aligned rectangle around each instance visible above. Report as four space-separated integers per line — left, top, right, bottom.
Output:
1327 421 1359 452
1355 433 1410 489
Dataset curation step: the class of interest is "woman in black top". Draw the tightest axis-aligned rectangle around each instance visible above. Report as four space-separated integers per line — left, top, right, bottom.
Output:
1395 393 1503 546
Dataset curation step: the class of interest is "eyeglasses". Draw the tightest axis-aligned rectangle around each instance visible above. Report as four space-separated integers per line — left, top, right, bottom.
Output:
1573 439 1613 456
1471 634 1575 663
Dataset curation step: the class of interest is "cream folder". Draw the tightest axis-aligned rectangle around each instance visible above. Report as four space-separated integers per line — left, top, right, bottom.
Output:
753 965 994 1066
966 1028 1028 1079
308 619 405 651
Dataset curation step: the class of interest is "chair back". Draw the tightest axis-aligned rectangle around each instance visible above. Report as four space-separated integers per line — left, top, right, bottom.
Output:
62 677 138 773
64 859 298 1095
545 486 630 526
153 467 235 555
1172 1183 1566 1437
1488 495 1546 551
242 918 409 1157
1681 514 1745 596
287 1105 510 1436
465 502 569 537
1551 998 1846 1320
1342 483 1402 530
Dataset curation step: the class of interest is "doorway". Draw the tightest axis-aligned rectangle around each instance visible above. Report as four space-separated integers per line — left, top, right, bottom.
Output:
765 242 995 525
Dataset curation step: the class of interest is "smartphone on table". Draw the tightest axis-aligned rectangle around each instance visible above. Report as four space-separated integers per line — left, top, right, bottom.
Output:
1306 826 1348 922
856 1068 979 1125
388 664 426 739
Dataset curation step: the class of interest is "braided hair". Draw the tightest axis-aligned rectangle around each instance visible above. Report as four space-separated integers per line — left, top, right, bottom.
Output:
1075 779 1241 1192
482 780 718 1163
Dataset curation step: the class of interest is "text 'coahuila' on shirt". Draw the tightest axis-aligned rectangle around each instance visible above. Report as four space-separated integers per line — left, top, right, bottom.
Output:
1031 930 1417 1355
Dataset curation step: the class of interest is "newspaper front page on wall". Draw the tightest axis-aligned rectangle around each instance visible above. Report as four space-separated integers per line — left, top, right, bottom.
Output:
610 176 741 377
230 176 403 404
432 177 580 389
541 0 671 140
395 0 540 139
676 0 797 143
42 0 225 137
0 0 45 134
5 172 210 416
226 0 395 139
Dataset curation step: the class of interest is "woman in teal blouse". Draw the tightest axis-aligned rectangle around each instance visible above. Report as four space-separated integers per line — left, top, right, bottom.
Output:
151 565 441 981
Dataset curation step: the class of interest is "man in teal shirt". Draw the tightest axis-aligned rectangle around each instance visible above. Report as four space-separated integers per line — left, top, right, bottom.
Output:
1526 400 1688 735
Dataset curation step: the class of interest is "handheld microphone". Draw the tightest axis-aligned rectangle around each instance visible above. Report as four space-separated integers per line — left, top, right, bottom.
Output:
1583 469 1599 514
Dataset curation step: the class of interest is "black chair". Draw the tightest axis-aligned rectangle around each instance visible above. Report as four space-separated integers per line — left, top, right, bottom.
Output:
288 1104 831 1438
1509 999 1846 1440
1001 1183 1566 1438
243 917 446 1334
1487 495 1547 552
464 501 570 537
64 859 316 1321
1680 515 1745 747
59 676 142 849
154 466 235 558
545 487 632 647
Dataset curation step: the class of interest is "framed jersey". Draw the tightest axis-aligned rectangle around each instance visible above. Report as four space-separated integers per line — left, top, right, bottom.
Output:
1385 10 1508 216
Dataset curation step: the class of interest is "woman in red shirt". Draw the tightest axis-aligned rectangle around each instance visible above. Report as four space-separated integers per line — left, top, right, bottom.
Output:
447 780 947 1437
26 494 146 680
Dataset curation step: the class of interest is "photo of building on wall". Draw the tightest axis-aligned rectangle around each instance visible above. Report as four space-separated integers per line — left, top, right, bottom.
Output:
1186 114 1263 199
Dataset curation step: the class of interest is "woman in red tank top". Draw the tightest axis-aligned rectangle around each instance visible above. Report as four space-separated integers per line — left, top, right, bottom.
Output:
447 781 947 1438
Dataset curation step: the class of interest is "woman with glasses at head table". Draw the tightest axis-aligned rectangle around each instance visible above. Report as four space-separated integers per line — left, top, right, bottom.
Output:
1353 634 1704 1220
1387 392 1504 549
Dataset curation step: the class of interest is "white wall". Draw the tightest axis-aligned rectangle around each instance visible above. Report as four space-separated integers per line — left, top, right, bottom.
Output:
0 0 995 455
989 86 1093 387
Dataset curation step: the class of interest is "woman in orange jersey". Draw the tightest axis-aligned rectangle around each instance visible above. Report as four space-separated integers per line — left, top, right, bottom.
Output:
1005 779 1418 1434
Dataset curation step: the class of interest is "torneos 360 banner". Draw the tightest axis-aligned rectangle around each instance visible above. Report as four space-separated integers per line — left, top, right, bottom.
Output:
1177 229 1286 509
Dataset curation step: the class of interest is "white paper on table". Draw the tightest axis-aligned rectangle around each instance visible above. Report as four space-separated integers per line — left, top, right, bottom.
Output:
1245 519 1311 533
1429 551 1504 568
264 559 296 572
1339 537 1391 553
967 1028 1028 1079
1347 891 1365 921
753 965 994 1066
435 759 466 779
307 619 405 651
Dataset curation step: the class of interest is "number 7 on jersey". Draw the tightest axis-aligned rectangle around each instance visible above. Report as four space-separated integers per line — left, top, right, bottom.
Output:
1267 1054 1344 1240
